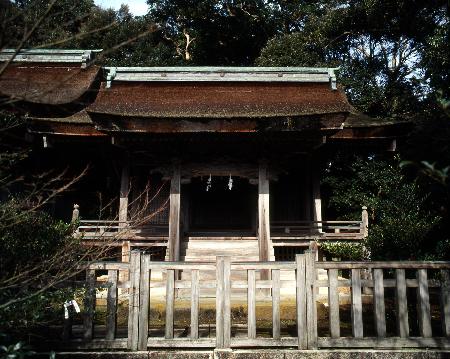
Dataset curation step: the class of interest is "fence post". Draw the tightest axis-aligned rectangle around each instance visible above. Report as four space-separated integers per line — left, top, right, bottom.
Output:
216 256 231 349
296 254 307 349
441 270 450 337
127 250 141 350
138 254 150 350
305 250 317 349
83 269 95 341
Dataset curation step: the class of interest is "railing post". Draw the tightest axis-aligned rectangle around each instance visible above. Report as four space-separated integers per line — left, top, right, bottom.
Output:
216 256 231 349
127 250 141 350
305 250 317 349
72 204 79 234
361 206 368 238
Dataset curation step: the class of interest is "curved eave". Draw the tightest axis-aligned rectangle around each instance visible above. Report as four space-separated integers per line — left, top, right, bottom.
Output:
0 63 101 108
28 120 106 137
89 112 347 134
330 120 411 141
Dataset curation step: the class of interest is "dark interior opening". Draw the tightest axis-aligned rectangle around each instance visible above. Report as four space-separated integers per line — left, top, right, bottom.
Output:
188 176 256 234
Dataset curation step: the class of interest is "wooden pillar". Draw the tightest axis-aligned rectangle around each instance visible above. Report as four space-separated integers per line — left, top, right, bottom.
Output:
168 164 181 261
258 162 271 262
119 163 130 263
311 161 322 231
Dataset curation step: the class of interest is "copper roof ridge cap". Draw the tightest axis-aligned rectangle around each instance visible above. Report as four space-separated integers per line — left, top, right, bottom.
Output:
104 66 340 89
0 48 103 69
104 66 337 73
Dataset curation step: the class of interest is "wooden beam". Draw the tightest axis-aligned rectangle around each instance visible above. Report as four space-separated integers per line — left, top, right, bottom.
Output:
258 162 271 263
168 164 181 261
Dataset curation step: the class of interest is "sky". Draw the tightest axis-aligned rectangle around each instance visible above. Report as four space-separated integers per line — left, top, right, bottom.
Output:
94 0 148 16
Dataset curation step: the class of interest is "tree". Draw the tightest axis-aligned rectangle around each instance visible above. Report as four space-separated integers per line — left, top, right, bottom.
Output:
322 154 443 260
146 0 281 65
257 1 448 119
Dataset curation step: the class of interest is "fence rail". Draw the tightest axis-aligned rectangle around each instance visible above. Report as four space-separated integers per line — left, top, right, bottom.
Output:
63 252 450 351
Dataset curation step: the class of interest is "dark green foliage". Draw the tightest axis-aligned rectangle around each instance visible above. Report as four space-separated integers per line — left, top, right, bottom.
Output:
147 0 280 65
0 203 74 275
320 241 365 261
322 155 442 260
258 1 448 119
0 201 81 336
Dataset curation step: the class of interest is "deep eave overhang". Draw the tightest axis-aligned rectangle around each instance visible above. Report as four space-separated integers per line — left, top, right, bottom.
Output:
1 49 408 143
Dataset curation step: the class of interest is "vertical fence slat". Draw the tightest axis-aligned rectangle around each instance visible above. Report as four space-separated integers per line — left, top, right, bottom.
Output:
296 254 307 349
395 269 409 338
223 257 231 348
373 268 386 338
305 250 317 349
138 255 150 350
441 270 450 337
216 257 225 348
165 269 175 339
247 269 256 339
128 251 141 350
272 269 281 340
417 269 432 338
328 269 340 338
105 269 118 341
190 269 199 339
351 268 363 338
62 309 73 341
83 269 96 341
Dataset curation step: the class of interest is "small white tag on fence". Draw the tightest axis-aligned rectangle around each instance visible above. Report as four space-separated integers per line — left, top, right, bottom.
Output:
63 300 81 319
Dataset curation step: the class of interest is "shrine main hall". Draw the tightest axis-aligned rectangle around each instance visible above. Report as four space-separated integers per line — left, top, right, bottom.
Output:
0 49 403 264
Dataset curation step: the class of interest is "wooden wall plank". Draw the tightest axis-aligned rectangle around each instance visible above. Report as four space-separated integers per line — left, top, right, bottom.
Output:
395 269 409 338
373 269 386 338
351 268 363 338
328 269 340 338
105 270 118 341
272 269 281 339
190 269 199 339
165 269 175 339
247 269 256 339
416 269 432 338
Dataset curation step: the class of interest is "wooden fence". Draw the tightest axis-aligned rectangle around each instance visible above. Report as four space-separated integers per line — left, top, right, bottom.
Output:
64 252 450 350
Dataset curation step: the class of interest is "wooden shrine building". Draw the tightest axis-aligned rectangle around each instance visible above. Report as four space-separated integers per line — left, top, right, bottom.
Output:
0 49 404 264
